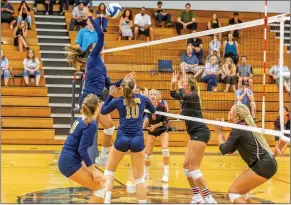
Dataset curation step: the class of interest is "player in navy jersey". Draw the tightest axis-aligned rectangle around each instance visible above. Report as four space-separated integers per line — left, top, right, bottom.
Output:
143 89 170 182
100 77 156 204
170 72 216 204
215 104 277 203
65 12 135 167
58 94 107 203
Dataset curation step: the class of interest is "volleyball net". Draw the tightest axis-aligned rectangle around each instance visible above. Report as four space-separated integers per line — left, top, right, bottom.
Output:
103 13 290 143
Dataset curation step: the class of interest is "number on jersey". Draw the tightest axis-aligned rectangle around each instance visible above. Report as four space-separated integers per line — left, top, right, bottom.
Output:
124 98 141 119
69 120 79 134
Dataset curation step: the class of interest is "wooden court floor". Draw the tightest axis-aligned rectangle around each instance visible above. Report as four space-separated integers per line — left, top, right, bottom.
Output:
1 145 290 204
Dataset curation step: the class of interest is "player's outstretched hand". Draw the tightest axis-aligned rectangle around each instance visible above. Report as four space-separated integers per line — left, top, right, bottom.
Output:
109 85 118 97
125 71 136 80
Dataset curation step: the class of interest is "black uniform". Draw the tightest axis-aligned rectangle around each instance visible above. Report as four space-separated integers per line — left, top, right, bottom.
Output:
274 115 290 141
146 103 168 137
219 121 277 179
170 88 210 143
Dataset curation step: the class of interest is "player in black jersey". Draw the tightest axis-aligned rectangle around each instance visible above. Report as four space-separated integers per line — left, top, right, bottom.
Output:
170 71 216 204
215 104 277 204
273 106 290 156
143 89 170 183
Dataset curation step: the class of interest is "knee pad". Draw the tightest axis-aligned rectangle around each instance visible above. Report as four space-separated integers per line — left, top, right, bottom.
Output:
183 168 190 177
189 169 203 180
243 193 249 200
144 154 152 162
103 126 115 136
133 176 145 185
229 193 242 203
93 188 106 198
162 149 170 157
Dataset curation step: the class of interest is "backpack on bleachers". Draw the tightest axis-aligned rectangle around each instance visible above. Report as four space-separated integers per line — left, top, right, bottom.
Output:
158 60 173 73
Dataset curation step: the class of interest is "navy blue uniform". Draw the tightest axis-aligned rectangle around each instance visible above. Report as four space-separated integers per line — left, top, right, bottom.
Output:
101 94 156 152
146 103 168 137
170 88 210 143
79 16 123 107
58 117 97 178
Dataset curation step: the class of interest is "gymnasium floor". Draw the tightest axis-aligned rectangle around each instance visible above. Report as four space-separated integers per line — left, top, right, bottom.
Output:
1 145 290 204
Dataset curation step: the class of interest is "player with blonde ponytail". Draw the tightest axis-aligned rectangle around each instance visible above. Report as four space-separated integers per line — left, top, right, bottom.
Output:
58 94 107 203
215 104 277 204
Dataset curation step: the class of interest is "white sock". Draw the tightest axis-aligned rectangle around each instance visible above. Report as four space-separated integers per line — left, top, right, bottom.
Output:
164 165 169 175
101 147 109 157
138 199 147 204
144 165 150 173
104 191 111 203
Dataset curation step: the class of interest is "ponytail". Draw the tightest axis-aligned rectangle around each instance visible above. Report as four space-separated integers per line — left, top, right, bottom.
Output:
64 46 87 71
188 76 202 107
122 77 136 107
81 94 99 125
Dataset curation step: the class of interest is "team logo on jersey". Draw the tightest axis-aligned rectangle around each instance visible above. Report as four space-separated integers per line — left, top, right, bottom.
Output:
17 186 272 204
152 114 157 120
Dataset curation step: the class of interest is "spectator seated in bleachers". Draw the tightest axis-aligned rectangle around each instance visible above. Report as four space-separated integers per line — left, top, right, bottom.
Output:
208 34 221 56
95 3 108 32
75 0 93 12
201 55 219 91
269 61 290 93
23 49 41 86
236 81 256 120
220 57 237 92
118 9 133 40
187 31 204 66
13 20 29 52
75 18 98 51
17 1 32 30
1 0 16 30
69 1 88 31
33 0 50 15
229 12 242 39
223 32 239 65
207 13 222 40
180 45 202 78
134 7 153 41
50 0 70 15
206 49 222 64
237 56 253 88
153 1 171 27
1 50 10 86
176 3 197 35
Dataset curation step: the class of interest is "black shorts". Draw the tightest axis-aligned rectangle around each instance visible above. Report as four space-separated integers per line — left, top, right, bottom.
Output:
148 128 167 137
189 128 210 144
251 155 277 179
138 27 150 37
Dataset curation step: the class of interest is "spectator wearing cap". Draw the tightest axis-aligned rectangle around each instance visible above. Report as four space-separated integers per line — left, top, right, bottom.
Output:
236 81 256 120
153 1 171 27
134 7 153 41
229 12 242 39
237 56 253 88
187 31 204 66
176 3 197 35
75 18 98 51
69 1 88 31
206 49 222 65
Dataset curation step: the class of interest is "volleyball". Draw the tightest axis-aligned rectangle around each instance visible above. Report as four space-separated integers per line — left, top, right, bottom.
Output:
106 2 122 19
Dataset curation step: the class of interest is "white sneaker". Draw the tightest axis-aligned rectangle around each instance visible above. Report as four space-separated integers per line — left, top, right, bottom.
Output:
161 174 169 183
191 196 205 204
144 172 149 179
95 155 108 167
204 196 217 204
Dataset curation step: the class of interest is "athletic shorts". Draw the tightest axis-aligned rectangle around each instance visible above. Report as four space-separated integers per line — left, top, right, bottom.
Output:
189 128 210 144
138 27 150 37
250 155 277 179
79 91 102 108
58 152 82 178
148 128 167 137
114 135 144 153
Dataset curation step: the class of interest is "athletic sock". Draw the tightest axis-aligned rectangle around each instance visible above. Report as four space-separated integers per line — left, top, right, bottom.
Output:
164 165 169 175
192 186 202 198
138 199 147 204
101 147 109 157
104 191 111 204
202 187 213 198
144 165 150 174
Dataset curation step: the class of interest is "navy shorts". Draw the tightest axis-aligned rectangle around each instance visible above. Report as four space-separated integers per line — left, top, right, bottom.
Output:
114 135 144 153
58 152 82 178
79 91 102 108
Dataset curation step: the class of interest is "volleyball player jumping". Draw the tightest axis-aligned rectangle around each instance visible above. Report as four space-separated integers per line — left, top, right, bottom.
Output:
215 104 277 204
170 71 217 204
143 89 170 183
58 94 107 203
65 13 135 166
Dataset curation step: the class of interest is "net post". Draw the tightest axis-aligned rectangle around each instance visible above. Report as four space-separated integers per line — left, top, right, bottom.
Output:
279 17 285 139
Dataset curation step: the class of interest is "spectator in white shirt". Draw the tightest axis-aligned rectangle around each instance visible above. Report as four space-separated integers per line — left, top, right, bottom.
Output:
134 7 153 41
23 49 41 86
269 61 290 93
69 1 88 31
